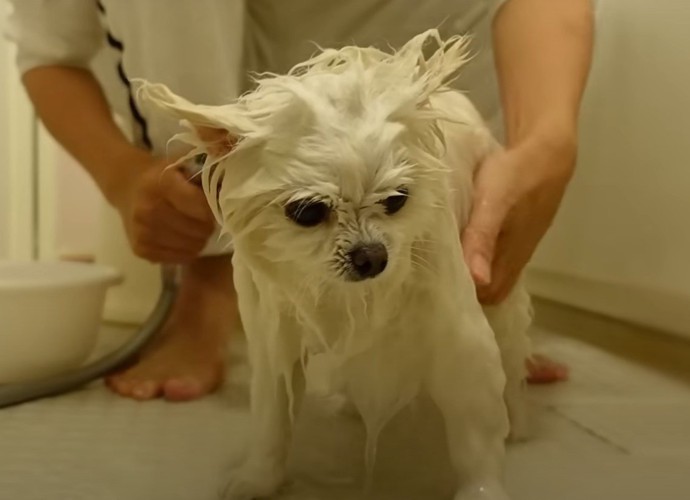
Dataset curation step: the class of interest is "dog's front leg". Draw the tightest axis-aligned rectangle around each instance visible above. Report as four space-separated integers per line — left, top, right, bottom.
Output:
426 316 512 500
222 350 305 500
482 283 532 442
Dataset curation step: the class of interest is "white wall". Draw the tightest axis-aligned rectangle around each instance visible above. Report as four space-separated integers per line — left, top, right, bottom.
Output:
0 30 11 259
55 148 101 258
1 1 100 263
528 0 690 339
0 7 35 261
37 133 101 260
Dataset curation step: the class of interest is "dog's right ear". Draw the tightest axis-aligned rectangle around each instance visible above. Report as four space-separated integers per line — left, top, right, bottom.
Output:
135 80 259 158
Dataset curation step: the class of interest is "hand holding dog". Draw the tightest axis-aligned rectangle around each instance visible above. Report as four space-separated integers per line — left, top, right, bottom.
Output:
462 132 577 305
109 155 216 263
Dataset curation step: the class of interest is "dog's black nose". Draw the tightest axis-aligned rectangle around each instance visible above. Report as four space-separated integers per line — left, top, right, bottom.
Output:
349 243 388 279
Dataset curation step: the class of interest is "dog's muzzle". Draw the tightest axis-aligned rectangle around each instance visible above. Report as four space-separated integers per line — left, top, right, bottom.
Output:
347 243 388 281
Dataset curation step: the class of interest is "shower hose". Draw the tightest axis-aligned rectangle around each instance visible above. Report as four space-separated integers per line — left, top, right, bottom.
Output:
0 265 179 409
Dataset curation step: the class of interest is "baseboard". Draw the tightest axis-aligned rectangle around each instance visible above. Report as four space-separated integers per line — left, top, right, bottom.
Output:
525 267 690 341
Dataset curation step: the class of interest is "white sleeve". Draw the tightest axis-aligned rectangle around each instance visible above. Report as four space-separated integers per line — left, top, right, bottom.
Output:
4 0 103 74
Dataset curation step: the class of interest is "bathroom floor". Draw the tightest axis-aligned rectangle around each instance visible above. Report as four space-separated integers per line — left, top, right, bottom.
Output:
1 301 689 500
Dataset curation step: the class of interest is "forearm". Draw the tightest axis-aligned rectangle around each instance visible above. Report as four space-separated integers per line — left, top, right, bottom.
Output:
493 0 594 148
22 66 148 204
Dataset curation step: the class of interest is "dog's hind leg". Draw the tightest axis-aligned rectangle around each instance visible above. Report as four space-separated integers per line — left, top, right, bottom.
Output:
482 282 532 441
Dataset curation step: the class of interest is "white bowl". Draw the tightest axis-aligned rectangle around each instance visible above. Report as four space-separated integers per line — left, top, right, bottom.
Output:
0 261 122 384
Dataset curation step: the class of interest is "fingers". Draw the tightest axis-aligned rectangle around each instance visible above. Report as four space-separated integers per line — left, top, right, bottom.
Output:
115 156 220 264
475 217 538 305
476 253 512 305
160 167 215 223
129 199 215 264
460 150 520 287
477 187 566 304
130 241 198 264
476 259 521 305
130 218 209 262
151 221 207 254
130 233 204 263
461 138 574 305
158 201 215 241
461 196 511 287
461 226 497 286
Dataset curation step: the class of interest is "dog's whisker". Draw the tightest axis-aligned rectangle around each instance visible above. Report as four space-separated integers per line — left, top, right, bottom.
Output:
409 257 435 276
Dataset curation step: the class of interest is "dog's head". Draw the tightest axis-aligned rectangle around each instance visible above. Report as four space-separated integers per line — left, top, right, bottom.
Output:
138 30 471 288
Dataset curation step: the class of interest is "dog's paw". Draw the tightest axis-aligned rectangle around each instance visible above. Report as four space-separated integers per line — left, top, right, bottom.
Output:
453 482 511 500
220 463 285 500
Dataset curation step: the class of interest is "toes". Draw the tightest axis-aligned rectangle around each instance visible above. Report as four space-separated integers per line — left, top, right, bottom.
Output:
163 376 214 402
105 375 133 397
102 331 226 402
105 367 222 402
525 354 569 384
164 378 204 402
131 380 160 400
106 375 161 400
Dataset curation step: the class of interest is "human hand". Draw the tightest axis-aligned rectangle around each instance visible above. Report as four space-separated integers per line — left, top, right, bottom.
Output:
461 132 577 304
109 154 216 263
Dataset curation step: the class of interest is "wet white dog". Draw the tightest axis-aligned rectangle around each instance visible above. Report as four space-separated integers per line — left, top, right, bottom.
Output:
139 29 532 500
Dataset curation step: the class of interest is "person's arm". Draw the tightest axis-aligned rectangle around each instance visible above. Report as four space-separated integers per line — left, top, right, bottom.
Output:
5 0 136 191
494 0 594 150
23 67 147 204
461 0 594 303
22 67 215 263
6 1 215 263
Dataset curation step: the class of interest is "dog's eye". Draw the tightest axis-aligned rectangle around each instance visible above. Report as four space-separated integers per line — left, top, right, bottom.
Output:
382 187 409 215
285 200 330 227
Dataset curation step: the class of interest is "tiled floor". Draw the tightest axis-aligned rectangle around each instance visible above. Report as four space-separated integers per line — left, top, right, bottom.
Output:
0 301 688 500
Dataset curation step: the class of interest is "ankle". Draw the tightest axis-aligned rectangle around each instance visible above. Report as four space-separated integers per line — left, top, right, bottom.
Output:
168 256 239 335
175 256 235 304
182 255 235 290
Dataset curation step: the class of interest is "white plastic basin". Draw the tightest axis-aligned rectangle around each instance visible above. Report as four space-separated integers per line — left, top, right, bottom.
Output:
0 261 122 384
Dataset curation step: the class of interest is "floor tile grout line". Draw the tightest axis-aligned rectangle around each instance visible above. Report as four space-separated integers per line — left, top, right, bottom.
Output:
544 405 631 455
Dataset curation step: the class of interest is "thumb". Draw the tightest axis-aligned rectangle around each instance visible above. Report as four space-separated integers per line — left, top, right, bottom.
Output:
161 166 214 222
461 196 509 286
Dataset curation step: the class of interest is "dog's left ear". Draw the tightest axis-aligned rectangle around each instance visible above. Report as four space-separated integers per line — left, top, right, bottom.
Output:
398 29 473 101
135 80 259 158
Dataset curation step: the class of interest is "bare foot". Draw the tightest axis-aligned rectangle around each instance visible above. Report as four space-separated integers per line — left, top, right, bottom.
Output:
106 321 226 401
525 353 569 384
106 256 237 401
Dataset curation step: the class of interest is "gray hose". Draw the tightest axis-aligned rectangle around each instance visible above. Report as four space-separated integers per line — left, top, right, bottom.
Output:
0 266 179 409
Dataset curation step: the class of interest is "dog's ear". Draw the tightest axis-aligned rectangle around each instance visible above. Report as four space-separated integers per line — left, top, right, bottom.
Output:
398 29 473 100
135 80 257 158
